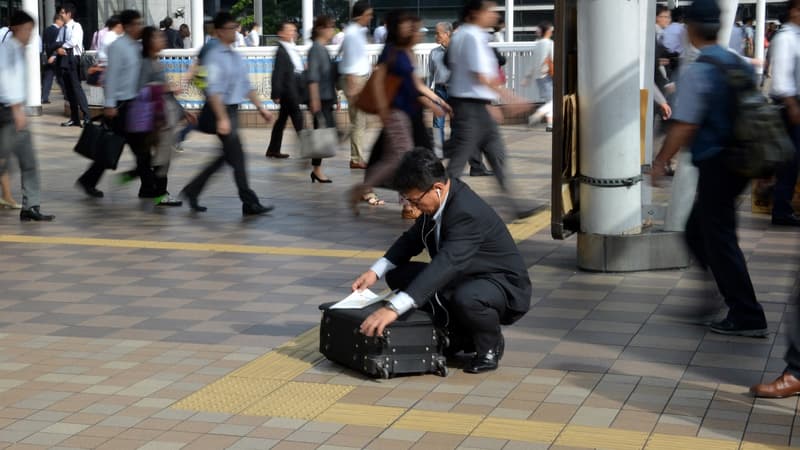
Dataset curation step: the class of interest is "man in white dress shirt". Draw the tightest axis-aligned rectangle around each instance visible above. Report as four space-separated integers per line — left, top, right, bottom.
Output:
768 1 800 227
0 11 55 221
55 2 89 127
339 0 373 168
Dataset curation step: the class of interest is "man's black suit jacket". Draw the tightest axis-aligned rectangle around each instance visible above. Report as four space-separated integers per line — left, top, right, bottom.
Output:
384 178 532 324
43 24 61 59
271 44 305 104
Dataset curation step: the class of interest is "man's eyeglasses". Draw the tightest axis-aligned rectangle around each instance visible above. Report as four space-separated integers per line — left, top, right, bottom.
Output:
402 186 433 206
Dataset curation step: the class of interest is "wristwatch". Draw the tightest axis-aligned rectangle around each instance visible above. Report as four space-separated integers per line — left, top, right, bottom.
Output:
384 302 400 314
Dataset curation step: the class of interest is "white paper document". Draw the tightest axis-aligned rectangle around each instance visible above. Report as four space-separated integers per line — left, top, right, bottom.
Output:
329 289 393 309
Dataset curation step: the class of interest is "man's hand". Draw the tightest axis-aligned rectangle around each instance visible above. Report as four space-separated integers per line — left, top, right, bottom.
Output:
787 104 800 126
310 98 321 114
351 270 378 292
104 107 117 119
217 117 231 136
56 48 66 56
259 108 274 124
47 55 56 64
659 102 672 120
12 107 26 132
359 307 399 337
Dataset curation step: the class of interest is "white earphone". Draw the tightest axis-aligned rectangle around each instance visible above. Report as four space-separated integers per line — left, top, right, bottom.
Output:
436 188 441 198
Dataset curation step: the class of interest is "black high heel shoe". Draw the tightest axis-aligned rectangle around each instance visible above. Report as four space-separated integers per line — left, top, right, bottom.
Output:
310 172 332 183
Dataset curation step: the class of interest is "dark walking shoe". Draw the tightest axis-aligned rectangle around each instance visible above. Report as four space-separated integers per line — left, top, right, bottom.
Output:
75 180 104 198
61 120 82 127
771 214 800 227
154 194 183 207
464 336 504 374
179 190 207 212
242 203 274 216
709 319 768 338
469 168 494 177
20 206 55 222
265 152 290 159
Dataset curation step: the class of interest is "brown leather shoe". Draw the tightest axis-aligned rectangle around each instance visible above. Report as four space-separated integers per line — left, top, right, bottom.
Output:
750 372 800 398
349 161 368 169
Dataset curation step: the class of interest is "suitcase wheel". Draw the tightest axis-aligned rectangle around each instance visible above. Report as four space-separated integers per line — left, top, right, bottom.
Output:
379 367 391 379
434 359 448 377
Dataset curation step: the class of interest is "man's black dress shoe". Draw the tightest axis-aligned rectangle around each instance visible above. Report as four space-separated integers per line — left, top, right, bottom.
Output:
469 168 494 177
772 214 800 227
179 190 207 212
709 318 768 338
265 152 290 159
464 336 504 374
242 203 274 216
61 120 82 127
75 180 104 198
20 206 55 222
42 100 51 104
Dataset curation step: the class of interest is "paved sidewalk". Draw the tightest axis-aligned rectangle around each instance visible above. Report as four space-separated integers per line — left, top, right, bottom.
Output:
0 104 798 450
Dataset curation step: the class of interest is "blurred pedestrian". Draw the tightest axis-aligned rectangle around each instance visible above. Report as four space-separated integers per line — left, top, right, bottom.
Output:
373 17 387 43
523 21 554 131
349 10 449 218
266 21 304 159
306 15 337 183
0 10 55 221
246 24 260 46
768 0 800 227
339 1 374 169
41 12 64 104
652 0 768 337
180 12 275 216
76 9 156 200
445 0 531 218
162 17 182 49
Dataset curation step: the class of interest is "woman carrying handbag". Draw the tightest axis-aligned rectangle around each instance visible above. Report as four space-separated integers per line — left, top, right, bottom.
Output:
305 15 338 183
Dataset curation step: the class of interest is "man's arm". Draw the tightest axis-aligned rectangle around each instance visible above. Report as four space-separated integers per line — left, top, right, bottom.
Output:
652 121 698 185
103 42 121 111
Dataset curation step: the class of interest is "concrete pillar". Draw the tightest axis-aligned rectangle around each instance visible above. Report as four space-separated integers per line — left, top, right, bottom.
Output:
191 0 204 48
22 0 42 116
718 0 739 48
302 0 313 43
255 0 263 38
577 0 641 236
506 0 514 42
755 0 766 75
44 0 56 31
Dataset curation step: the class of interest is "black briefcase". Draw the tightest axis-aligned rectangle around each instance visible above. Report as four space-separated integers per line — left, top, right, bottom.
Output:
74 116 126 170
318 302 449 379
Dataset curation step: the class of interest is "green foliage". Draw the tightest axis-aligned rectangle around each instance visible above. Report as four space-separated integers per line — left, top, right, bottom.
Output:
229 0 351 34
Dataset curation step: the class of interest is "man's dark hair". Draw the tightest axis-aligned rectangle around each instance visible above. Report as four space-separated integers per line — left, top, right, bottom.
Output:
692 22 721 41
460 0 493 23
277 20 296 33
539 21 553 35
141 26 159 57
213 11 237 30
656 5 669 16
393 148 448 194
9 10 34 27
671 7 684 22
53 12 62 22
106 15 121 29
60 3 77 16
312 15 334 40
119 10 141 27
163 16 173 28
352 1 371 19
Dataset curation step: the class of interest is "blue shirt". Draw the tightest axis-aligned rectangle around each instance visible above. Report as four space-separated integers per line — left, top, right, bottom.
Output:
671 45 752 163
378 45 419 117
205 43 254 105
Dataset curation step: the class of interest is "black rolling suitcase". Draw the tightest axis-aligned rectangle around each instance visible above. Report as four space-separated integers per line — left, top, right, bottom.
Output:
319 302 449 379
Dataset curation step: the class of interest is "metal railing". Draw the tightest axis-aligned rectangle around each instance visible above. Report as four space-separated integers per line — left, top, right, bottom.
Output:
84 42 542 109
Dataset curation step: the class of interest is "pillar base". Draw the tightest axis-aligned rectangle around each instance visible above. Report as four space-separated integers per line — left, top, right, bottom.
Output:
577 229 690 272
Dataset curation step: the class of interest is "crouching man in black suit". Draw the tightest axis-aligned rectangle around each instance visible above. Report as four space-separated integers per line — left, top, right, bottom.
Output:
352 148 532 373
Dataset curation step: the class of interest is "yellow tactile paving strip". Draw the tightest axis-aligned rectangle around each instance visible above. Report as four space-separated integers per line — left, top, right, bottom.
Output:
472 417 563 444
316 403 406 428
393 409 484 435
556 425 649 450
172 377 285 414
242 381 354 419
